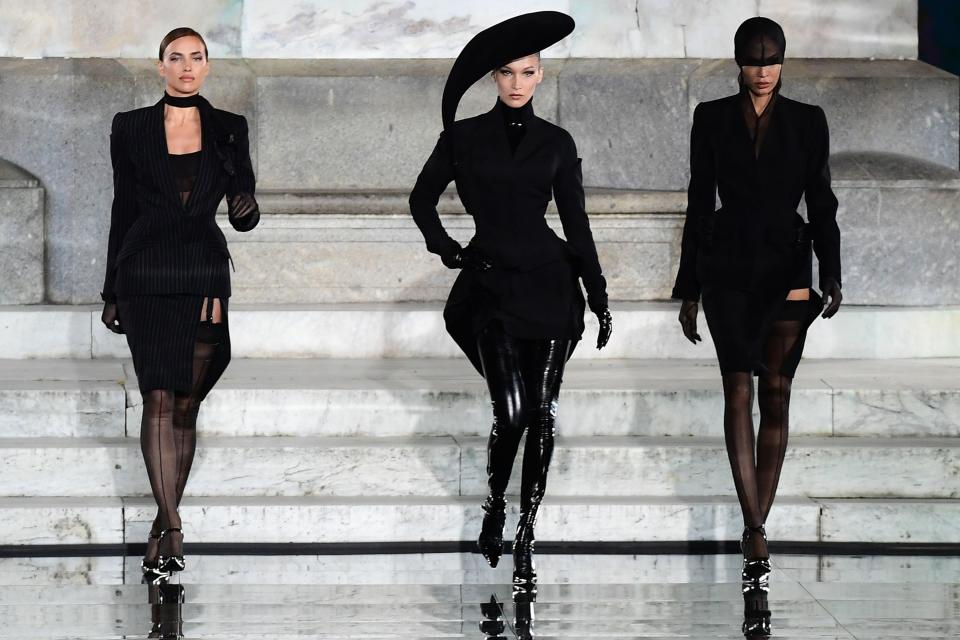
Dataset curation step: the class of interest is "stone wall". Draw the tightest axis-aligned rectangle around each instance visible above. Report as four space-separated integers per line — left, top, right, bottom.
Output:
0 0 918 60
0 160 44 304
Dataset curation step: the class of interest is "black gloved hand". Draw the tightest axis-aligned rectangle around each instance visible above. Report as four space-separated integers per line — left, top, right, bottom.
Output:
679 299 702 344
595 306 612 350
228 192 259 220
821 277 842 319
441 245 493 271
101 302 124 334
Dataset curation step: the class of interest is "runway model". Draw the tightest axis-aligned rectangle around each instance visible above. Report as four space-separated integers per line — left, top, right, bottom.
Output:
672 17 842 636
99 27 259 582
409 12 612 593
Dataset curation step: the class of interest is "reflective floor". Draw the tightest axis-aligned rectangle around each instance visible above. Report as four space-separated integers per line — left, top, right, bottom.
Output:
0 552 957 638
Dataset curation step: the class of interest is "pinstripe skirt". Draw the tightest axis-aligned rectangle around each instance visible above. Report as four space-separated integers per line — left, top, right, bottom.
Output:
116 295 230 393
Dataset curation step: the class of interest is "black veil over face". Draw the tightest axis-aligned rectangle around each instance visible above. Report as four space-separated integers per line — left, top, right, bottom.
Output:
734 17 786 67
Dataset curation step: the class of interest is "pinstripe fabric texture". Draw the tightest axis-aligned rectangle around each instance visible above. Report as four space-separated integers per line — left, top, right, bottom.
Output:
102 95 256 392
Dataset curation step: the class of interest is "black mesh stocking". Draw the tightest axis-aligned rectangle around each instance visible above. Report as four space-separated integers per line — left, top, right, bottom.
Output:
721 372 763 530
757 317 803 522
145 312 230 563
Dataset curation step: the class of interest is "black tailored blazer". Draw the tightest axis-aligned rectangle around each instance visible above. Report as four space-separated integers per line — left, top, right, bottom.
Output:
409 100 607 310
101 96 258 301
671 93 841 301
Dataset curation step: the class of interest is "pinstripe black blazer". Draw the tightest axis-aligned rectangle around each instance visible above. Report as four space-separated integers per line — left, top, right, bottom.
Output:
100 95 259 302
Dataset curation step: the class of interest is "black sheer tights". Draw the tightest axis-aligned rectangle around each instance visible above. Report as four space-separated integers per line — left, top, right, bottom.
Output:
143 314 230 560
722 315 805 557
476 322 571 546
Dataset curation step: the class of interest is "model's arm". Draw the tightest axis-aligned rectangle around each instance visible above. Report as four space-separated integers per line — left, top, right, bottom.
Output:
100 113 138 303
226 115 260 232
805 106 841 290
553 133 608 313
408 131 462 262
671 103 715 302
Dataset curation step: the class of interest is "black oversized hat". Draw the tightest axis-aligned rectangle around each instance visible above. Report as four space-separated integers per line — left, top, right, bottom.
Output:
441 11 575 130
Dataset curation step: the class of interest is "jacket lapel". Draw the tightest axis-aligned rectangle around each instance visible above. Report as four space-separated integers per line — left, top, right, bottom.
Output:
186 101 217 214
150 99 183 209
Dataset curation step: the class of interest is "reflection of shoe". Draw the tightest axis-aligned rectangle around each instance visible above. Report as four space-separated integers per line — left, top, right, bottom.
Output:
156 528 185 574
478 594 506 637
477 496 507 567
742 583 772 637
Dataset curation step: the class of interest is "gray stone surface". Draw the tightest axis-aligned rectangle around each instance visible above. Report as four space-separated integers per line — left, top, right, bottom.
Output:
828 153 960 305
250 59 558 190
558 59 701 190
0 159 44 303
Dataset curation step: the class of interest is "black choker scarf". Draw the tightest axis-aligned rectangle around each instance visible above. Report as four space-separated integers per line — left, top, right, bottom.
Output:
499 98 532 154
163 92 203 108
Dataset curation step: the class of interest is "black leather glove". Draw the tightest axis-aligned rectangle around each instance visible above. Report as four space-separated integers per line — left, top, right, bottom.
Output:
441 245 493 271
228 193 258 219
101 302 124 334
679 299 702 344
595 306 612 350
821 277 842 319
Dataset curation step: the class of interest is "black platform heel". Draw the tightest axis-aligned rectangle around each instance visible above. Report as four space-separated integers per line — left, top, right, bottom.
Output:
740 525 771 587
141 530 170 585
477 496 507 567
156 528 185 574
740 525 772 636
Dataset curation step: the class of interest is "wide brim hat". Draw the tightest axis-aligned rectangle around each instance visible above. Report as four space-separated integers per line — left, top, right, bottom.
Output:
441 11 575 130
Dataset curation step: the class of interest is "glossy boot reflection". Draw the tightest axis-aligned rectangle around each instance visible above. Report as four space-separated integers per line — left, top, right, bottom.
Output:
513 586 537 640
478 495 507 567
147 582 185 639
479 594 508 638
742 582 772 637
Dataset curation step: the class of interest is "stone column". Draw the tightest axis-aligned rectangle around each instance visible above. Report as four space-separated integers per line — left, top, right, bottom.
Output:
0 159 45 303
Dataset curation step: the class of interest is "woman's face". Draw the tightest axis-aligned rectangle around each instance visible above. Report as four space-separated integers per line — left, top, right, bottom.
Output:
492 54 543 108
741 63 781 97
158 35 209 96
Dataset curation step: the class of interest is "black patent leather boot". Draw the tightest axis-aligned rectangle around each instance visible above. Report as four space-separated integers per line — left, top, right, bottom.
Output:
477 495 507 567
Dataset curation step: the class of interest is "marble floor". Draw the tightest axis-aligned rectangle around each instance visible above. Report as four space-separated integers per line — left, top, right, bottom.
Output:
0 552 957 639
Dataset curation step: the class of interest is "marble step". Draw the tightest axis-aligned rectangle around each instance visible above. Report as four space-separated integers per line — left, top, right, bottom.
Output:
0 434 957 499
4 358 959 440
4 495 960 546
6 302 960 360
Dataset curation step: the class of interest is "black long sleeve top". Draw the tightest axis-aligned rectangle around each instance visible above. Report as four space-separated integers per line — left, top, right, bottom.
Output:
409 99 608 312
101 96 259 302
672 93 841 301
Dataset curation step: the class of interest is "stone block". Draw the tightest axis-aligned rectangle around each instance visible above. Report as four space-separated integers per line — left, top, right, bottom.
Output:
0 59 136 304
0 497 121 544
820 499 960 543
0 305 92 358
249 59 558 190
0 160 44 303
558 59 700 190
830 153 960 305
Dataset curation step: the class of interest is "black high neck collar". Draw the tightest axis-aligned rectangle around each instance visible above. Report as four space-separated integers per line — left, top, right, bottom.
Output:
496 98 534 126
163 92 203 109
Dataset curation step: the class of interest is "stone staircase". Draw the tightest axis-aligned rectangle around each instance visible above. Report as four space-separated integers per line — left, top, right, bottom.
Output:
1 60 958 551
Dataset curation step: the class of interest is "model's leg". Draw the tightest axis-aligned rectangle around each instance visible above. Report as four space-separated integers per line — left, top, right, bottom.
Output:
476 322 527 567
721 371 767 558
148 298 231 563
513 337 571 590
140 389 183 563
756 303 806 523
